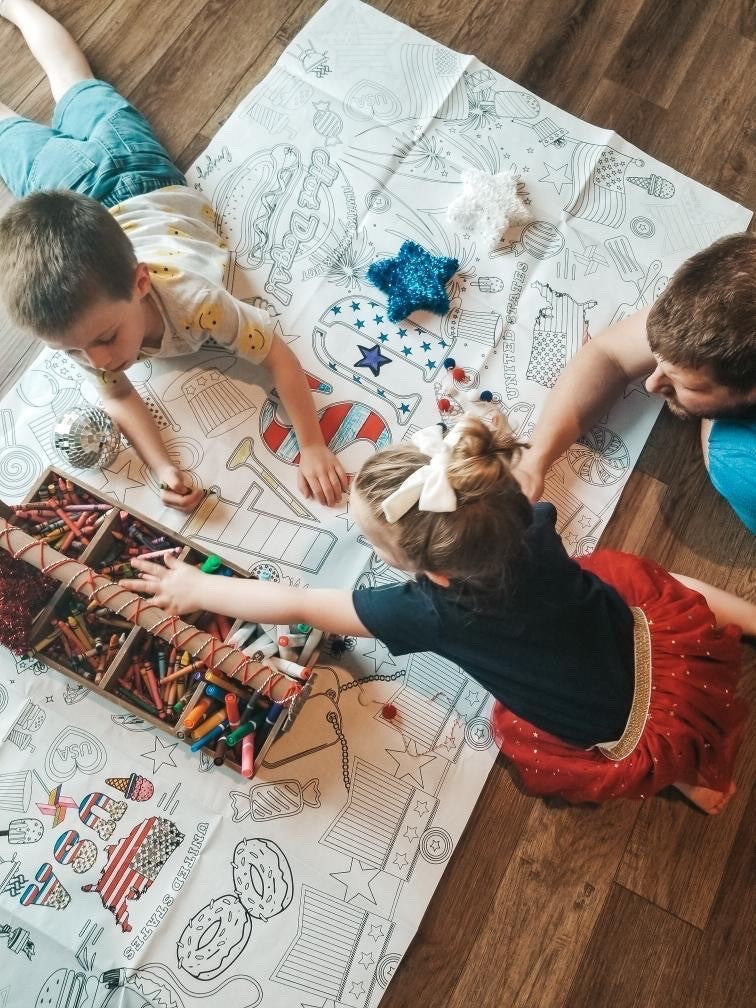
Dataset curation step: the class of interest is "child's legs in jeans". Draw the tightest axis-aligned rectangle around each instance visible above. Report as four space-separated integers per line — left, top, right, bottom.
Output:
1 0 93 102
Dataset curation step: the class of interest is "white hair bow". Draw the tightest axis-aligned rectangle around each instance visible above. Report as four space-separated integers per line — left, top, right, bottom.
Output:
382 425 462 523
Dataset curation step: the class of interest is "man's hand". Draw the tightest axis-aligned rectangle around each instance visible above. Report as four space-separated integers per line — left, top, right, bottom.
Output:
120 552 206 615
297 444 349 506
156 465 206 512
511 457 544 504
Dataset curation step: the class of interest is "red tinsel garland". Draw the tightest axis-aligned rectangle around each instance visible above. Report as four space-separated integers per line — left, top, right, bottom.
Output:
0 549 57 655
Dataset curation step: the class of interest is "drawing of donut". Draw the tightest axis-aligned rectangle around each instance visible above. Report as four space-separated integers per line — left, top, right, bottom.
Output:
231 838 293 920
177 894 253 980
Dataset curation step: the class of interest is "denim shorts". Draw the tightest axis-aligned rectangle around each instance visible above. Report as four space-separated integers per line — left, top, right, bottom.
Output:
0 79 185 207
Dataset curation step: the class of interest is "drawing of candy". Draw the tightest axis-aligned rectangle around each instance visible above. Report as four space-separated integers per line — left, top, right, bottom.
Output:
229 778 321 822
0 817 43 845
106 773 155 802
493 90 540 119
566 425 631 485
312 100 343 144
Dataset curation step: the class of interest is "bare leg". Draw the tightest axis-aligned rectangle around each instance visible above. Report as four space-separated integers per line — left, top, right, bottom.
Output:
673 779 736 815
670 572 756 636
1 0 94 102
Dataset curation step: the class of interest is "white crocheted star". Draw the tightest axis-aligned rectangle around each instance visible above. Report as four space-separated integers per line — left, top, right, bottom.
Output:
446 168 529 249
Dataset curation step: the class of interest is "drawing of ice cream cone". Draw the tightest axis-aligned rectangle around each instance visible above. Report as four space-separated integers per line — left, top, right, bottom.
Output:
627 173 675 199
105 773 154 802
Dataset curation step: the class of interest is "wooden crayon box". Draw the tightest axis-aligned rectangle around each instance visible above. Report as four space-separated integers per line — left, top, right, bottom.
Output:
0 466 318 773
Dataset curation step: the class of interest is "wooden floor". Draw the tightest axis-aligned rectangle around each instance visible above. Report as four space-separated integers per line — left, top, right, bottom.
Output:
1 2 754 1006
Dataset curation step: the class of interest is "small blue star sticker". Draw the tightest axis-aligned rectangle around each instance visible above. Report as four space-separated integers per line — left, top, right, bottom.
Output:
367 240 459 323
355 318 366 329
354 343 393 377
331 305 342 315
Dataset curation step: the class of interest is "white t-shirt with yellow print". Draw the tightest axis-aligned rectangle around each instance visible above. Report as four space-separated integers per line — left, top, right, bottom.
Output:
82 185 273 391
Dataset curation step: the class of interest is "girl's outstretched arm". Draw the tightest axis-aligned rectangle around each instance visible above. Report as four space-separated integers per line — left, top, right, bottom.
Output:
121 554 372 639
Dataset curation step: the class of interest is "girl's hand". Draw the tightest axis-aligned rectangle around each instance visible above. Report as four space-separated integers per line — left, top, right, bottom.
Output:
119 553 206 615
297 445 349 506
157 465 206 512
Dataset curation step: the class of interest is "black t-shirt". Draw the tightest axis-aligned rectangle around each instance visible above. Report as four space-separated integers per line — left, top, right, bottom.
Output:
353 503 634 747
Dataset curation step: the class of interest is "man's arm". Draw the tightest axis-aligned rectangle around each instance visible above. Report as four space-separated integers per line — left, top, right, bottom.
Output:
100 378 205 511
514 307 656 501
265 336 349 506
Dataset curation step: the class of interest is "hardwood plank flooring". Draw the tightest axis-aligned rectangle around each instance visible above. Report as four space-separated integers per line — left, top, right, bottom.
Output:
0 2 753 1006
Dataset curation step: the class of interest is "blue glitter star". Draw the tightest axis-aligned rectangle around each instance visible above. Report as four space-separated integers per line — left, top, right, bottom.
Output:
331 305 342 315
355 318 366 329
367 240 459 323
351 301 361 311
354 343 393 377
421 341 431 351
402 346 412 356
400 403 410 414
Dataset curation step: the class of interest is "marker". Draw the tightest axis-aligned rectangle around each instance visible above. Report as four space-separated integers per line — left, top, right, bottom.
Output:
182 698 213 731
203 683 229 703
243 635 278 661
240 732 255 779
298 628 323 666
276 626 296 660
190 721 228 752
256 702 284 749
227 622 259 649
200 554 223 574
226 715 263 748
213 735 229 766
225 693 241 729
278 632 307 648
190 709 228 740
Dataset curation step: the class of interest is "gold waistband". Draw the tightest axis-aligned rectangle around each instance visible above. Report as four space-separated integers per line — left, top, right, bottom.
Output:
597 607 651 761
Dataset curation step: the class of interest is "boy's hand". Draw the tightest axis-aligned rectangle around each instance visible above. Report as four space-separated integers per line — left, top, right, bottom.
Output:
119 553 205 615
297 445 349 506
157 465 206 512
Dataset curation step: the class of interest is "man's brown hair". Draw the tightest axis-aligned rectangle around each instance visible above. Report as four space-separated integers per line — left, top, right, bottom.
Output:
0 190 137 337
646 232 756 393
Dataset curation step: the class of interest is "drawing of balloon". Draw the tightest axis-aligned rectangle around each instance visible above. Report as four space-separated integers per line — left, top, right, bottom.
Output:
44 727 107 782
312 100 343 144
493 90 540 119
260 399 391 473
494 221 565 259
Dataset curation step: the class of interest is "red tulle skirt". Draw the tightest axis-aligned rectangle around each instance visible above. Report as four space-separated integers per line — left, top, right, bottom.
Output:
491 550 747 804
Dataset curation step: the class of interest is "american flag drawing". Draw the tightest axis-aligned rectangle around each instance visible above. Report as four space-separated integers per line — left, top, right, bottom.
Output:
563 142 641 229
81 816 183 933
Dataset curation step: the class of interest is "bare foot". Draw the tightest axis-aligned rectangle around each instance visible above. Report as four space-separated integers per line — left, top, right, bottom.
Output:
673 779 736 814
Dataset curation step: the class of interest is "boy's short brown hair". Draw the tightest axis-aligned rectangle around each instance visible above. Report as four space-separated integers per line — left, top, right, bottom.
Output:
646 232 756 393
0 189 137 337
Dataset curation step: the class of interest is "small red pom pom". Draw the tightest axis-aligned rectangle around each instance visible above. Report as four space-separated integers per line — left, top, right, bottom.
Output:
451 366 466 382
382 703 398 721
437 397 451 413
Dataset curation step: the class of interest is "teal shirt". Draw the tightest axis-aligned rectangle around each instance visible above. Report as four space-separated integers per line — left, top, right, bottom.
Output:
708 419 756 533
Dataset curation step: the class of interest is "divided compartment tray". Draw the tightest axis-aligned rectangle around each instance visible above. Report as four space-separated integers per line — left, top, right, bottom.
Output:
1 466 306 772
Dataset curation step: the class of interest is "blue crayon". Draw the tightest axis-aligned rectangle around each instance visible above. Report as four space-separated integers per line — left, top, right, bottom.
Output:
190 721 228 752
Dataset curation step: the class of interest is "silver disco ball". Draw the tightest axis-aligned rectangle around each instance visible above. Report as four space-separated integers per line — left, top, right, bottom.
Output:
53 407 122 469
